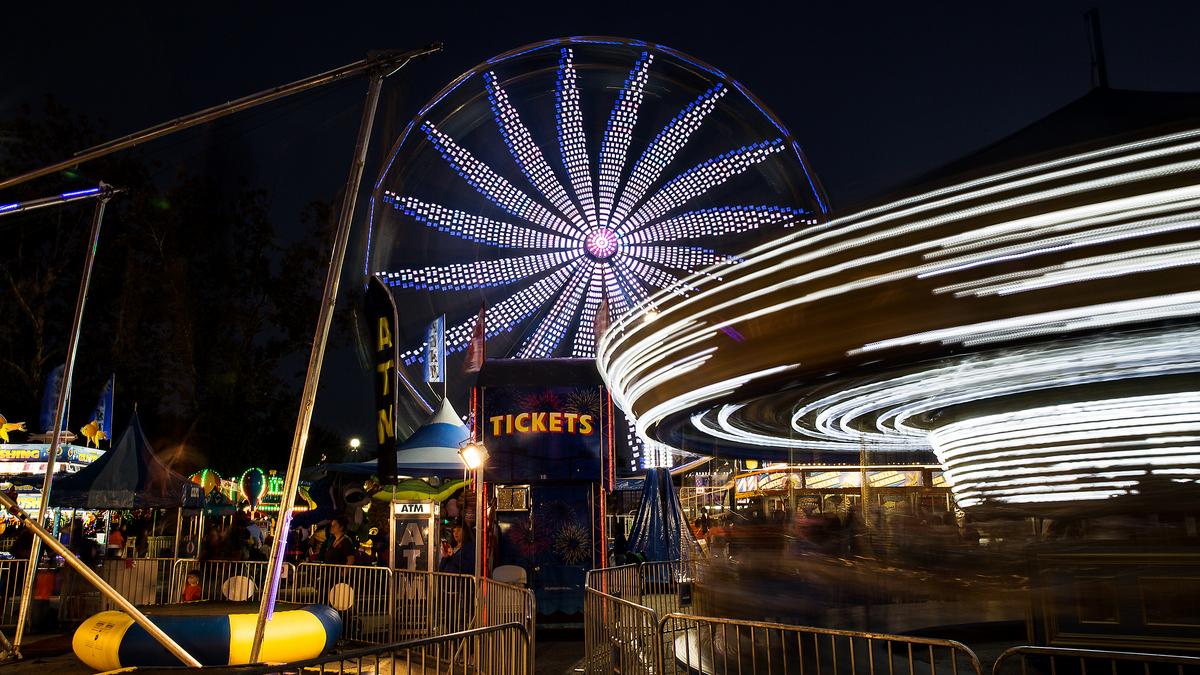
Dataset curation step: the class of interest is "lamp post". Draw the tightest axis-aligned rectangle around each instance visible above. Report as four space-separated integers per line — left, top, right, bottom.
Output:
348 437 362 453
457 441 488 583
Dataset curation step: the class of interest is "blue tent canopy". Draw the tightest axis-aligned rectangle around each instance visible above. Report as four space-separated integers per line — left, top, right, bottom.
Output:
50 413 191 509
627 468 701 562
317 398 470 477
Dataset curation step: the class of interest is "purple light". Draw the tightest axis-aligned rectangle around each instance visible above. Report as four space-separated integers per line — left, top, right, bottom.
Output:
585 227 620 259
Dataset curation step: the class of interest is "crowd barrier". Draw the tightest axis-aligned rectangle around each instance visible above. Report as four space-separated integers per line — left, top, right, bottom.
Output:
235 622 531 675
289 562 391 643
992 646 1200 675
0 560 26 627
168 559 295 604
660 614 983 675
585 560 984 675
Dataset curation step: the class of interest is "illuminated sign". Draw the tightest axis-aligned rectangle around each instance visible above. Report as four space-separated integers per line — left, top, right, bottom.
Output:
488 412 594 436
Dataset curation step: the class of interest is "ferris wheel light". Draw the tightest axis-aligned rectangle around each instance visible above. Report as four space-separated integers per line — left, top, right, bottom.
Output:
374 39 823 362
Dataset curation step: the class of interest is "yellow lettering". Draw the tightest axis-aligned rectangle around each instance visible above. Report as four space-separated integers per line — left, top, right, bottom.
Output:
564 413 579 433
377 407 395 443
531 412 548 433
490 415 504 437
578 414 593 435
376 360 393 396
377 317 393 351
549 412 562 432
515 413 531 433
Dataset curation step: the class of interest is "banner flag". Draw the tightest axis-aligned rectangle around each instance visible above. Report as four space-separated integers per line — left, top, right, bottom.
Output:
39 364 69 433
594 291 611 343
463 305 486 374
366 276 401 482
423 315 446 384
91 375 115 439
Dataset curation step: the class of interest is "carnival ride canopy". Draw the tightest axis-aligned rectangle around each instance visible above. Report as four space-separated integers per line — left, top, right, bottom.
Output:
317 398 470 478
50 413 190 509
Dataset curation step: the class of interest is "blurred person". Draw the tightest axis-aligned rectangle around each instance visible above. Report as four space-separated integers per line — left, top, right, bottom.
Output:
323 516 357 565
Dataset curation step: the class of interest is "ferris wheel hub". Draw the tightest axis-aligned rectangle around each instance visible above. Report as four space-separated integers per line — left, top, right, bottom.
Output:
584 227 619 260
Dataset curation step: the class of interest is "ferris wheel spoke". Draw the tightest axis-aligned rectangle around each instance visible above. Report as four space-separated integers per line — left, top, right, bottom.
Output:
597 52 654 227
380 251 575 291
444 261 584 353
518 260 595 358
484 71 587 231
386 195 578 249
619 255 692 295
571 265 609 357
555 48 597 227
422 121 578 238
604 267 636 319
625 205 811 245
610 84 727 228
623 244 731 273
618 138 787 235
609 256 652 310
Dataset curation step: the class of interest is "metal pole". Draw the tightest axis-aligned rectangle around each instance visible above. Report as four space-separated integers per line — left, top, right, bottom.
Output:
249 65 387 663
0 186 109 218
474 467 483 582
0 46 440 192
12 189 115 651
0 492 202 667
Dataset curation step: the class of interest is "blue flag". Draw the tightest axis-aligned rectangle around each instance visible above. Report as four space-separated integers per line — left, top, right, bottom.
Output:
39 364 69 433
91 375 114 438
423 315 446 383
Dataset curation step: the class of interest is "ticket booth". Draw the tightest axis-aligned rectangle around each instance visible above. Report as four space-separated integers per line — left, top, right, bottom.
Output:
474 359 614 627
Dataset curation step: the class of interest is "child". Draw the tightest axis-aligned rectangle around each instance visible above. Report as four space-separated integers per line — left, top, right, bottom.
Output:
182 570 202 602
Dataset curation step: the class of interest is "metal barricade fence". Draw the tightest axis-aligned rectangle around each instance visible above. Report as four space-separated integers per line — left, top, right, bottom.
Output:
584 587 660 675
393 570 477 641
479 577 537 670
290 562 391 643
142 535 175 558
992 646 1200 675
586 563 641 601
170 559 294 604
640 559 702 618
658 613 984 675
233 622 531 675
0 559 27 627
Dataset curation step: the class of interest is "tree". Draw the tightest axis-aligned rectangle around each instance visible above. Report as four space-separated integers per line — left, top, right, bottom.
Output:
0 98 337 473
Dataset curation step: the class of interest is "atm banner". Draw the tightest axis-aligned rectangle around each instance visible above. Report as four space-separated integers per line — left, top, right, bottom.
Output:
482 386 604 483
365 276 400 482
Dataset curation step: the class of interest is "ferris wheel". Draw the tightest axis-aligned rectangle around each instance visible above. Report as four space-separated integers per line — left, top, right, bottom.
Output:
366 37 827 408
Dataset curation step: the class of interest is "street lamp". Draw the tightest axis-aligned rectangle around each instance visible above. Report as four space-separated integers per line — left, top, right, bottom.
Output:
458 441 489 581
348 437 362 452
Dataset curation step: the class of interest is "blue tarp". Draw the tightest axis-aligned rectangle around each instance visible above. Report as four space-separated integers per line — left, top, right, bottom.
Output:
626 468 700 562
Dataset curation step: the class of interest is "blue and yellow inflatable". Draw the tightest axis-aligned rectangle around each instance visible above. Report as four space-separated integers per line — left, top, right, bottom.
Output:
72 604 341 670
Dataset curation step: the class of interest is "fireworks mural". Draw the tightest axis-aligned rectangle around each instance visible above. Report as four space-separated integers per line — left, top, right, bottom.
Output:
367 38 827 373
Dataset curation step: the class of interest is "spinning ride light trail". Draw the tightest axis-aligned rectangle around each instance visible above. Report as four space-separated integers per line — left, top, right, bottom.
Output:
598 126 1200 509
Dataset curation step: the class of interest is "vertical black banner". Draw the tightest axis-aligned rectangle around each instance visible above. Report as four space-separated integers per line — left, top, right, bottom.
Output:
366 276 400 482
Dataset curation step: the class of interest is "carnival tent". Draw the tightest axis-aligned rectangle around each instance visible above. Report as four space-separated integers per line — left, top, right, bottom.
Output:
315 398 471 477
50 413 190 509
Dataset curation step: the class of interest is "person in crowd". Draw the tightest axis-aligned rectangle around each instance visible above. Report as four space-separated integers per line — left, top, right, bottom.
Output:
107 524 126 557
439 524 475 574
182 570 202 602
323 516 357 565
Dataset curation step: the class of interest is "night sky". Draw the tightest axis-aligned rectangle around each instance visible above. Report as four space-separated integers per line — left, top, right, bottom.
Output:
4 1 1199 450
